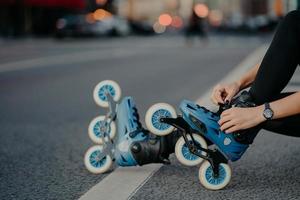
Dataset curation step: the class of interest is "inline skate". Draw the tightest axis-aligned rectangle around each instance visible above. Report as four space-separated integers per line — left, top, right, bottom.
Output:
84 80 176 174
145 93 257 190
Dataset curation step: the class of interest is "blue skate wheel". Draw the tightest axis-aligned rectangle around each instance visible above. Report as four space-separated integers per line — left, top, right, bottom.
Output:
175 134 207 166
88 116 116 144
93 80 121 107
199 161 231 190
145 103 177 136
84 145 112 174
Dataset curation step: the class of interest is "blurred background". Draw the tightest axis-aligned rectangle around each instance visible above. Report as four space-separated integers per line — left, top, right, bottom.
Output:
0 0 299 37
1 1 300 200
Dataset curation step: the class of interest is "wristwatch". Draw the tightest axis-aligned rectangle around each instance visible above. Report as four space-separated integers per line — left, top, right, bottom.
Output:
263 103 274 120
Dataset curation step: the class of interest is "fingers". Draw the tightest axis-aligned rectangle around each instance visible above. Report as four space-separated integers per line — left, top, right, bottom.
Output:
224 126 239 133
220 109 231 117
211 86 225 105
224 91 235 102
214 90 225 104
219 108 238 132
224 82 240 102
220 119 236 131
218 114 231 126
211 81 240 104
224 85 238 102
218 106 254 133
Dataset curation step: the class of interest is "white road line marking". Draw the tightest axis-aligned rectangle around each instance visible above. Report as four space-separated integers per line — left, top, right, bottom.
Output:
0 49 138 73
79 45 268 200
79 164 162 200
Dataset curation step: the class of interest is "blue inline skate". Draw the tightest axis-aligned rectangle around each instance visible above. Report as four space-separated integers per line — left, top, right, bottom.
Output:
84 80 176 174
145 92 258 190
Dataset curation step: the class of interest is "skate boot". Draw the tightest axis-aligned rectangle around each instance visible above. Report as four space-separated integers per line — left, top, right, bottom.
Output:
130 130 181 165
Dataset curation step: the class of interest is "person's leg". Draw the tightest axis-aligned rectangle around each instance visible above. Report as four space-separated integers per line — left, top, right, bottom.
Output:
249 10 300 104
263 114 300 137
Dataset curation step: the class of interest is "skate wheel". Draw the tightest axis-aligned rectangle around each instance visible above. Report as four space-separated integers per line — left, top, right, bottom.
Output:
145 103 177 136
88 116 116 144
198 161 231 190
175 134 207 166
93 80 121 107
84 145 113 174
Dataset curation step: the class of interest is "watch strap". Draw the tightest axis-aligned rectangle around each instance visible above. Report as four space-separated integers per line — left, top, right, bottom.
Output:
265 102 270 109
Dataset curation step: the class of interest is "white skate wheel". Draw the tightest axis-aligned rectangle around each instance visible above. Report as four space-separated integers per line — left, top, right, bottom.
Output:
175 134 207 166
84 145 113 174
88 116 116 144
199 160 231 190
93 80 121 107
145 103 177 136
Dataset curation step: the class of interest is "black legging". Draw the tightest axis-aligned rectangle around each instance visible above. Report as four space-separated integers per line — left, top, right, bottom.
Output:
249 10 300 137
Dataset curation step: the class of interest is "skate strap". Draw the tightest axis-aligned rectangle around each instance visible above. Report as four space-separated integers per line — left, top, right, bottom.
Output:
128 129 145 138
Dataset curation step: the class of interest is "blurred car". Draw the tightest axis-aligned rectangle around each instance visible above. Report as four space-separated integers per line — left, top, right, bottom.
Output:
129 20 155 35
55 14 130 38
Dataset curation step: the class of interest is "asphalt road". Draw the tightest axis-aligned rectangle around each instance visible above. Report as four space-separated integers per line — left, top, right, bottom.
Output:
1 35 297 200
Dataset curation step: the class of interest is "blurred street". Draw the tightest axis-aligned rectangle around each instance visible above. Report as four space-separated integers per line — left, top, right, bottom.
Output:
1 0 300 199
0 35 273 199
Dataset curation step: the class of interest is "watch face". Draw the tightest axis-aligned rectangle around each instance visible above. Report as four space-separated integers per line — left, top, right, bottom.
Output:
264 109 273 119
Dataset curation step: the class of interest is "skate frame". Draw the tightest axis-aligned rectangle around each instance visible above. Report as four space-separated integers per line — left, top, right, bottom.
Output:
160 117 228 177
95 92 118 167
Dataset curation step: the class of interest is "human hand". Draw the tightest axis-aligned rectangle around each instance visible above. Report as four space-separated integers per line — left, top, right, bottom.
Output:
218 106 265 133
211 82 241 105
